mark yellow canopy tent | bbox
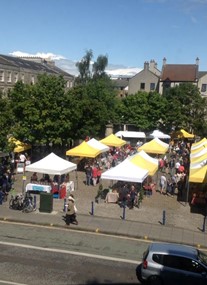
[99,134,126,147]
[189,165,207,183]
[191,151,207,164]
[138,138,169,155]
[130,150,158,176]
[66,141,101,158]
[172,129,194,139]
[191,138,207,150]
[8,137,31,153]
[190,142,207,155]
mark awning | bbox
[66,141,101,158]
[101,158,148,183]
[8,137,31,153]
[130,150,158,176]
[138,138,169,154]
[115,131,146,139]
[99,134,126,147]
[189,165,207,183]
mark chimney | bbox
[144,61,149,70]
[163,57,167,65]
[196,57,199,65]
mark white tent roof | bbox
[87,138,109,153]
[115,131,146,139]
[101,158,148,183]
[149,130,170,139]
[25,152,77,175]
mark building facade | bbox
[128,57,207,98]
[0,54,75,94]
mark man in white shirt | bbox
[19,153,26,163]
[160,174,167,194]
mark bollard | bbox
[202,216,207,232]
[64,198,67,212]
[33,195,36,208]
[91,201,94,216]
[122,204,126,220]
[162,210,166,225]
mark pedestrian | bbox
[85,163,92,186]
[92,164,98,186]
[159,174,167,194]
[65,194,78,226]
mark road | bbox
[0,221,148,284]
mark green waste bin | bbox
[39,192,53,213]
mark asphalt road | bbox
[0,221,147,285]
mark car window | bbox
[198,250,207,267]
[152,253,163,264]
[161,255,206,274]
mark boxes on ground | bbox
[39,192,53,213]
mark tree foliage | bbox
[115,91,167,132]
[163,83,207,135]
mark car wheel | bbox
[136,264,145,283]
[147,275,163,285]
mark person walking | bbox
[65,194,78,226]
[159,174,167,194]
[85,163,92,186]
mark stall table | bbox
[105,192,119,203]
[25,183,51,193]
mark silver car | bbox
[136,242,207,285]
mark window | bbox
[7,71,12,83]
[0,71,4,82]
[140,83,145,90]
[150,83,155,91]
[21,74,24,83]
[201,84,207,92]
[14,73,18,83]
[31,75,35,84]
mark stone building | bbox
[0,54,75,94]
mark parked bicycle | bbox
[9,192,36,213]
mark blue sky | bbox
[1,0,207,76]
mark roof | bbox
[149,242,198,259]
[198,71,207,79]
[115,131,146,139]
[161,64,198,82]
[112,78,129,88]
[0,54,74,78]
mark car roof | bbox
[148,242,198,259]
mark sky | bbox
[1,0,207,77]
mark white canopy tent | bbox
[101,158,148,183]
[87,138,109,153]
[149,130,170,139]
[115,131,146,139]
[25,152,77,175]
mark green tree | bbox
[115,91,167,132]
[0,92,14,151]
[75,49,93,84]
[8,75,72,153]
[163,83,207,135]
[92,54,108,78]
[66,76,117,140]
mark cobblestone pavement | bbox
[9,169,206,233]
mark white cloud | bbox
[106,67,142,78]
[9,51,65,60]
[9,50,141,78]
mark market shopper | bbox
[65,194,78,226]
